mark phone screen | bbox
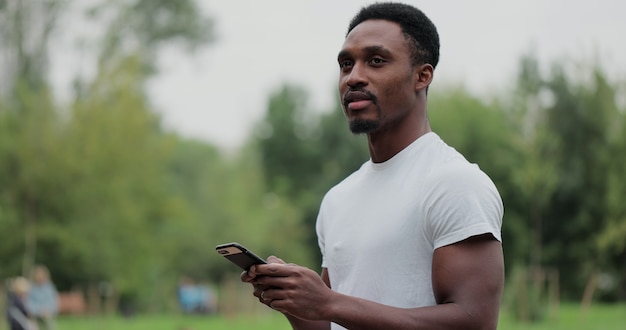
[216,242,266,270]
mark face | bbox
[34,267,48,283]
[338,20,419,134]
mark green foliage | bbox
[0,81,62,277]
[0,0,221,312]
[255,85,320,197]
[504,267,560,323]
[600,111,626,256]
[54,56,176,297]
[510,58,625,298]
[203,144,312,274]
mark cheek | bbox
[338,74,349,93]
[379,79,411,106]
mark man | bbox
[27,265,58,330]
[243,3,504,329]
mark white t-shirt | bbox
[316,132,503,329]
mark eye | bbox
[339,59,354,70]
[370,57,386,66]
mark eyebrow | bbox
[337,45,392,61]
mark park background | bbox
[1,0,625,329]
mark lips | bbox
[343,91,374,110]
[347,100,372,110]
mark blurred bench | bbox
[58,291,86,315]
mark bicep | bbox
[432,234,504,322]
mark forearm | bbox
[326,293,498,330]
[285,313,330,330]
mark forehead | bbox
[340,19,408,55]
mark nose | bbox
[344,63,368,88]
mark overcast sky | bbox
[54,0,626,150]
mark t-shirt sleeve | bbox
[425,162,503,249]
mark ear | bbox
[414,64,434,93]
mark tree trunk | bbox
[21,205,37,277]
[580,271,597,316]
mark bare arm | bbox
[255,234,504,329]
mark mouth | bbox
[343,90,375,111]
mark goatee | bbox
[349,119,380,134]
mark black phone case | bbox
[215,242,267,270]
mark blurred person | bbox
[6,277,37,330]
[27,265,58,330]
[177,276,197,313]
[242,2,504,329]
[177,276,217,314]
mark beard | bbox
[343,88,380,134]
[349,118,380,134]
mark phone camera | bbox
[218,250,228,255]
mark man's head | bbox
[33,264,50,284]
[347,2,439,69]
[12,277,30,298]
[338,3,438,135]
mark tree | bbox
[0,0,64,101]
[506,54,626,301]
[87,0,214,81]
[0,0,216,311]
[0,83,61,278]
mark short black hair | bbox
[347,2,439,68]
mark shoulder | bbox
[421,154,504,247]
[415,133,498,196]
[423,158,503,222]
[430,160,498,194]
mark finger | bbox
[258,288,274,307]
[241,270,252,282]
[253,284,271,298]
[241,265,260,282]
[255,276,289,289]
[268,299,286,313]
[254,263,297,278]
[253,285,262,298]
[267,255,286,264]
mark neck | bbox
[367,115,431,163]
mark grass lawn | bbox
[498,303,626,330]
[54,313,291,330]
[2,303,623,329]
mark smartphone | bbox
[215,242,267,271]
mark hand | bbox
[241,256,286,307]
[253,261,334,320]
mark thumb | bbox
[267,255,286,264]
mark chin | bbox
[349,119,380,134]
